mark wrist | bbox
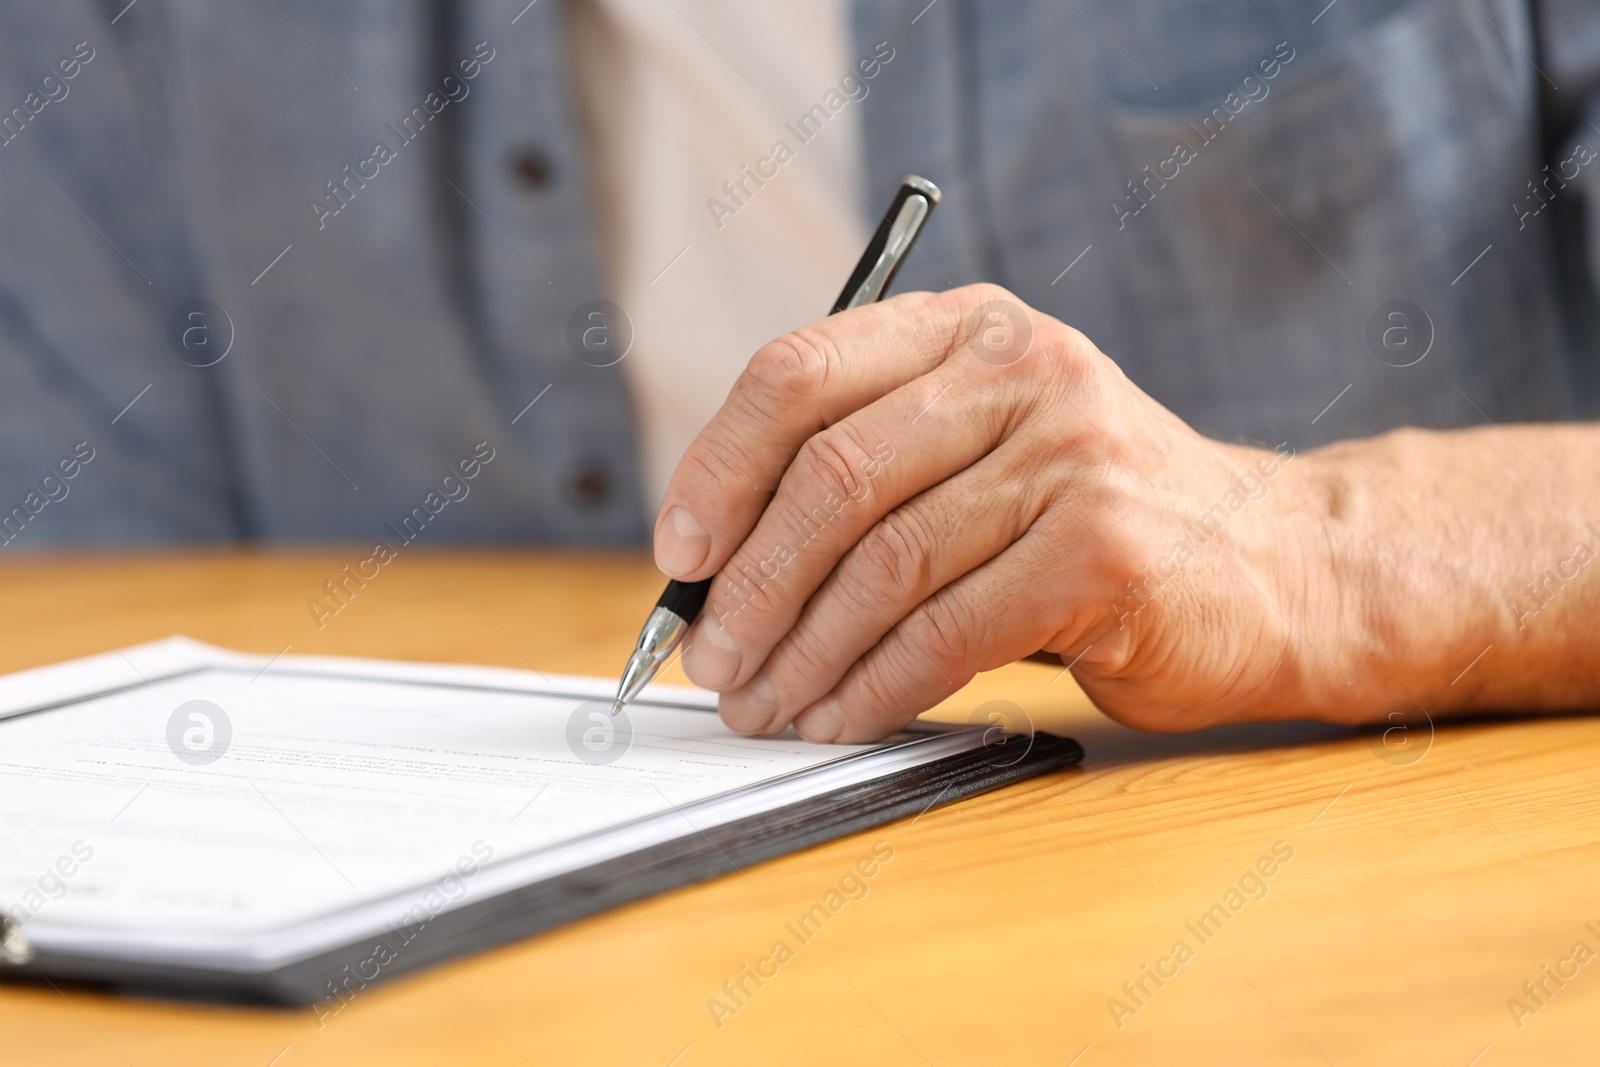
[1289,431,1500,723]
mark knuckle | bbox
[849,656,907,718]
[949,281,1018,309]
[744,331,836,408]
[793,424,874,511]
[1039,321,1106,391]
[678,437,741,495]
[903,595,978,681]
[770,629,838,694]
[853,508,934,595]
[831,568,896,623]
[713,550,795,624]
[1056,321,1097,360]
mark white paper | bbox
[0,639,985,969]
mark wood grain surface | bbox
[2,551,1596,1066]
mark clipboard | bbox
[0,639,1082,1005]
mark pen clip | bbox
[831,175,942,314]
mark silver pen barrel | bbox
[611,605,689,715]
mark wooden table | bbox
[2,551,1596,1066]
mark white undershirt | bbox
[569,0,867,511]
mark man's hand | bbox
[650,284,1594,742]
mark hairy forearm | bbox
[1307,424,1600,719]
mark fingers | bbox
[715,443,1049,735]
[680,358,1016,693]
[788,532,1069,744]
[651,288,988,582]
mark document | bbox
[0,638,1064,994]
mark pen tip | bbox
[610,698,625,717]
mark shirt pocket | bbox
[1102,0,1527,305]
[1092,0,1557,438]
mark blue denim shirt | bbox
[1,0,1597,546]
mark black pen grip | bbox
[656,578,711,622]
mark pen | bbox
[611,175,943,715]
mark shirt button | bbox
[569,464,612,509]
[508,144,554,191]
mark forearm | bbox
[1307,424,1600,719]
